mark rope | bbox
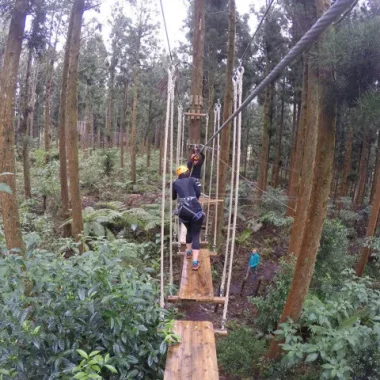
[239,0,277,65]
[213,101,222,250]
[169,72,176,290]
[202,115,209,192]
[205,105,218,242]
[222,67,244,329]
[220,74,239,297]
[160,66,176,308]
[202,0,357,152]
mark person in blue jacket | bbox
[246,248,260,280]
[187,145,205,181]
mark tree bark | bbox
[120,82,128,168]
[66,0,85,243]
[58,6,74,238]
[215,0,236,243]
[287,56,319,259]
[339,125,354,199]
[257,76,273,197]
[189,0,205,143]
[352,130,369,208]
[20,47,32,199]
[356,145,380,276]
[0,0,28,253]
[268,0,335,359]
[287,58,308,215]
[130,69,139,183]
[272,81,285,188]
[370,131,380,204]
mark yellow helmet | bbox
[176,165,189,177]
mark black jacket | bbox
[172,177,201,200]
[187,152,205,179]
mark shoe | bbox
[186,249,192,259]
[192,260,200,270]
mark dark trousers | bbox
[182,215,204,250]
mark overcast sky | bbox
[88,0,267,53]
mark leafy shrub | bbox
[217,327,267,378]
[250,258,295,332]
[273,270,380,379]
[259,211,293,227]
[312,219,353,298]
[0,242,173,379]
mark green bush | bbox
[312,219,353,298]
[0,241,173,379]
[273,270,380,379]
[217,327,267,378]
[250,258,295,332]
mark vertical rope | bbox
[181,113,185,160]
[176,104,183,170]
[220,76,238,297]
[213,101,221,250]
[169,74,176,289]
[202,115,209,193]
[160,66,176,308]
[222,67,244,328]
[205,105,218,242]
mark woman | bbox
[172,165,205,270]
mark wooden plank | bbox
[167,296,226,304]
[184,112,208,117]
[179,249,214,301]
[199,197,224,206]
[177,250,217,257]
[173,241,209,249]
[164,321,219,380]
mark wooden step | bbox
[172,241,209,249]
[177,250,217,257]
[170,249,220,303]
[164,320,219,380]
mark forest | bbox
[1,0,380,379]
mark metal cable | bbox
[202,0,357,151]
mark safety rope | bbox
[220,74,239,298]
[202,0,357,152]
[222,67,244,329]
[202,115,209,193]
[213,101,221,251]
[205,105,218,242]
[160,66,176,308]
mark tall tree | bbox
[65,0,85,243]
[215,0,236,243]
[188,0,205,144]
[0,0,29,252]
[268,0,336,359]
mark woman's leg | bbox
[183,221,193,256]
[191,215,204,265]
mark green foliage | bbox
[273,270,380,379]
[101,151,116,176]
[250,258,295,332]
[259,211,293,227]
[217,327,267,378]
[0,242,173,379]
[312,220,353,298]
[72,350,117,379]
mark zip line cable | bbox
[239,0,277,64]
[159,0,174,64]
[201,0,357,153]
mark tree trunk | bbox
[370,131,380,204]
[0,0,28,253]
[58,6,74,238]
[257,77,273,197]
[287,56,319,259]
[120,83,128,168]
[268,0,335,359]
[356,146,380,276]
[288,92,298,178]
[339,125,354,199]
[215,0,236,243]
[287,58,308,215]
[66,0,85,244]
[352,130,369,208]
[130,69,139,183]
[272,81,285,188]
[20,47,32,199]
[189,0,205,143]
[146,98,152,168]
